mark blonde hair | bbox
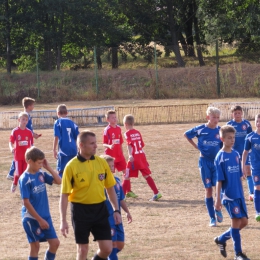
[255,114,260,121]
[100,154,114,163]
[18,112,29,119]
[206,107,220,116]
[219,125,236,138]
[57,104,67,115]
[123,114,134,126]
[22,97,35,108]
[25,147,45,162]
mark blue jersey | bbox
[227,119,252,155]
[185,124,222,161]
[19,170,54,220]
[215,149,243,200]
[105,176,125,226]
[54,117,79,157]
[26,113,33,132]
[244,131,260,170]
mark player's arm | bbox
[120,199,132,223]
[23,198,49,229]
[53,136,59,159]
[183,133,198,150]
[33,132,41,139]
[242,150,249,177]
[127,144,134,162]
[106,186,122,225]
[59,193,69,238]
[9,141,14,153]
[43,159,61,184]
[214,181,222,211]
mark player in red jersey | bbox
[123,114,162,201]
[9,112,34,192]
[103,110,137,198]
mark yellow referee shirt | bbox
[61,154,116,204]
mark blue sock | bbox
[254,190,260,213]
[108,248,118,260]
[44,251,56,260]
[8,160,15,177]
[247,176,254,194]
[230,228,242,255]
[205,197,215,219]
[218,228,231,243]
[28,257,38,260]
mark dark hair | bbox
[230,105,243,113]
[22,97,35,108]
[25,147,45,162]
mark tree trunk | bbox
[96,47,102,69]
[179,32,188,56]
[185,3,196,57]
[111,47,118,69]
[5,0,11,73]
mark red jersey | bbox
[124,128,149,169]
[10,127,33,161]
[103,125,124,162]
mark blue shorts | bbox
[223,198,248,219]
[198,157,216,188]
[23,216,57,243]
[57,154,75,173]
[251,169,260,185]
[110,223,124,242]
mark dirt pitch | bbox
[0,103,259,260]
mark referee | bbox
[60,130,122,260]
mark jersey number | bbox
[66,128,72,142]
[133,141,143,154]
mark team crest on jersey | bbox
[233,207,240,214]
[112,133,115,139]
[205,178,210,184]
[254,176,259,182]
[25,136,28,140]
[215,134,220,139]
[98,173,106,181]
[36,228,41,235]
[39,174,44,183]
[242,125,247,130]
[18,135,21,140]
[111,228,115,237]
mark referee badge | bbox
[98,173,106,181]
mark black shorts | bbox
[71,201,111,244]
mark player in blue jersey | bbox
[242,113,260,222]
[53,104,79,177]
[227,105,253,201]
[214,125,249,260]
[18,146,61,260]
[184,107,223,227]
[6,97,41,181]
[101,155,132,260]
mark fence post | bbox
[36,48,40,98]
[154,42,159,98]
[93,46,99,94]
[216,40,220,97]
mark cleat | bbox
[209,218,216,227]
[249,194,254,201]
[149,193,162,201]
[255,213,260,222]
[234,252,250,260]
[11,184,17,193]
[126,191,138,198]
[6,174,14,181]
[214,237,227,258]
[215,210,223,223]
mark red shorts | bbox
[114,158,126,172]
[15,160,27,177]
[125,166,151,178]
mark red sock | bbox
[145,176,159,194]
[122,179,131,194]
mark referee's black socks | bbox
[93,254,107,260]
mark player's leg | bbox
[122,167,138,198]
[11,160,22,192]
[251,171,260,221]
[29,241,40,259]
[77,244,89,260]
[108,225,118,260]
[6,159,15,180]
[245,155,254,200]
[45,238,60,260]
[59,155,74,178]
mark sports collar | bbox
[77,153,95,162]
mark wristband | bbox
[114,210,121,215]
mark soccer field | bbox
[0,122,258,260]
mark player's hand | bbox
[38,218,49,230]
[53,150,58,159]
[11,148,14,153]
[42,159,51,170]
[129,155,134,162]
[34,133,41,139]
[110,144,115,150]
[126,212,132,224]
[113,212,122,225]
[214,200,222,211]
[60,220,69,238]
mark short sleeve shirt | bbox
[19,170,54,220]
[103,125,124,162]
[215,149,243,200]
[26,113,33,132]
[244,131,260,170]
[227,119,252,155]
[185,124,222,161]
[10,127,34,160]
[124,128,149,169]
[61,155,116,204]
[54,117,79,156]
